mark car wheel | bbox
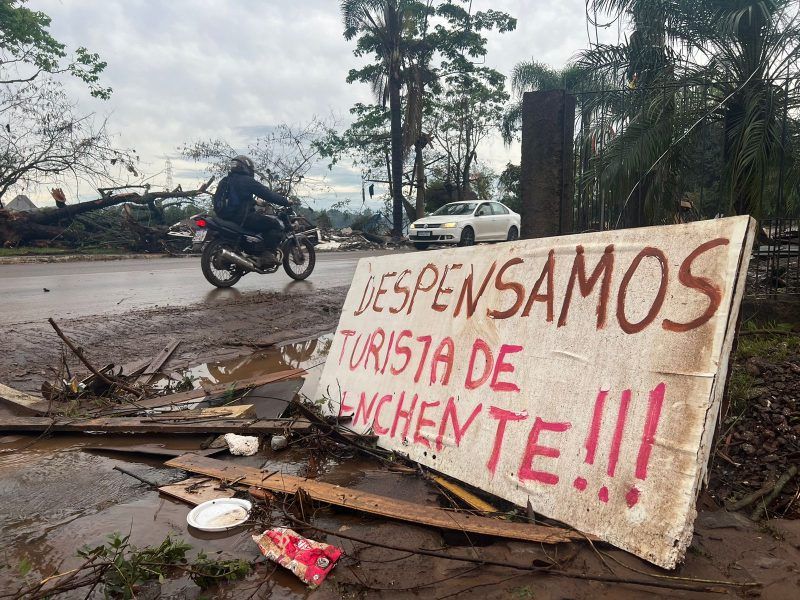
[413,242,430,250]
[507,226,519,241]
[458,226,475,247]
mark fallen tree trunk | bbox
[0,178,213,246]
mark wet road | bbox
[0,250,395,326]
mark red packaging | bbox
[252,527,342,588]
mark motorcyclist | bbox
[214,155,292,266]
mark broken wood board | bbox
[104,367,306,416]
[159,476,238,505]
[245,377,303,419]
[137,340,180,385]
[314,216,756,568]
[0,383,48,415]
[433,475,499,513]
[152,404,257,420]
[165,454,587,544]
[0,416,310,435]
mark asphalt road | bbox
[0,250,395,326]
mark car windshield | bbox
[431,202,477,216]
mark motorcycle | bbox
[191,206,317,287]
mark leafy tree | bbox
[501,61,591,144]
[0,0,110,96]
[430,65,507,201]
[0,1,133,206]
[578,0,800,221]
[341,0,428,237]
[498,162,521,212]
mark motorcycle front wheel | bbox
[283,237,315,281]
[201,239,243,288]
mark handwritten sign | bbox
[315,216,755,568]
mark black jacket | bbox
[217,170,290,223]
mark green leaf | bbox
[18,558,31,577]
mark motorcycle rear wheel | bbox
[283,237,315,281]
[201,239,243,288]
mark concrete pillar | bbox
[519,90,576,238]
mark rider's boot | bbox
[259,249,279,267]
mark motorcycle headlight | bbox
[441,222,458,228]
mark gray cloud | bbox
[30,0,605,208]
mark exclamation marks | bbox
[635,382,666,480]
[607,389,631,477]
[572,383,665,508]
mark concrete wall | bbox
[520,90,576,238]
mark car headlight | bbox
[410,223,418,229]
[441,222,458,228]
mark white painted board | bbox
[315,216,756,568]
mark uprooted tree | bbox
[0,179,213,248]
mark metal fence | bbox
[560,79,800,297]
[747,218,800,297]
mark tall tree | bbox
[501,61,589,145]
[342,0,424,238]
[339,0,515,228]
[430,65,507,200]
[0,0,110,96]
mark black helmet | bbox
[230,155,255,176]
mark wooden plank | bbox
[432,475,500,514]
[165,454,589,544]
[159,476,237,505]
[0,416,310,435]
[136,339,180,384]
[0,383,47,415]
[105,368,306,416]
[156,404,257,420]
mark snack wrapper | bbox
[252,527,342,587]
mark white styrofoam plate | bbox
[186,498,251,532]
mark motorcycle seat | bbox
[208,216,252,235]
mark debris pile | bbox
[711,335,800,519]
[0,318,310,440]
[316,227,396,251]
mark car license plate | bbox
[193,229,207,242]
[417,230,432,237]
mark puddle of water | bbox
[0,434,317,597]
[151,334,332,419]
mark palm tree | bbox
[501,61,587,145]
[342,0,415,238]
[578,0,800,221]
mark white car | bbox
[408,200,521,249]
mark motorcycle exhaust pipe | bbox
[219,248,256,272]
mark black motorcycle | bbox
[191,206,316,287]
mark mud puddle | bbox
[152,334,333,419]
[0,433,362,597]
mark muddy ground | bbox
[1,286,347,395]
[1,289,800,598]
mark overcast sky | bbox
[30,0,614,210]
